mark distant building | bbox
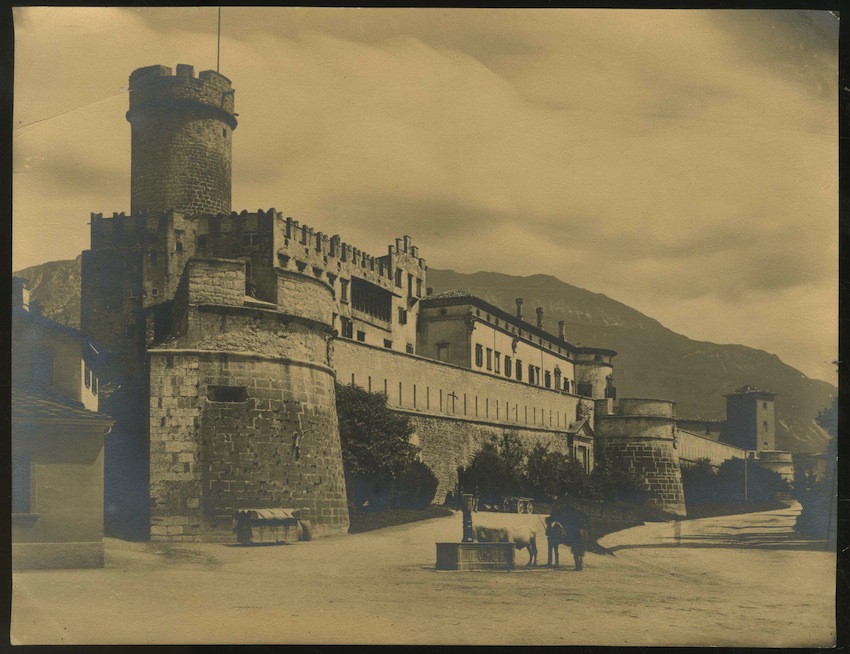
[676,385,792,483]
[12,278,113,569]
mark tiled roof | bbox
[12,386,113,425]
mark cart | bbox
[501,496,534,514]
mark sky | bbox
[12,7,838,384]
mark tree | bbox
[795,397,837,545]
[525,443,592,502]
[714,457,789,504]
[457,436,528,505]
[335,382,437,511]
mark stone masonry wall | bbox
[149,350,349,541]
[677,429,746,468]
[128,65,235,216]
[404,413,570,503]
[595,414,686,516]
[149,256,348,541]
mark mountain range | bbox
[14,259,835,453]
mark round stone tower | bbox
[594,398,686,516]
[126,64,237,215]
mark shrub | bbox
[714,457,790,504]
[587,453,646,504]
[390,459,439,510]
[681,458,719,505]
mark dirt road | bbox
[11,502,834,646]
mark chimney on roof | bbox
[536,307,544,330]
[558,320,566,340]
[515,298,524,321]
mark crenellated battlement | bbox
[279,215,427,273]
[127,64,236,126]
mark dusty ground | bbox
[11,502,834,646]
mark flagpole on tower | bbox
[217,7,221,73]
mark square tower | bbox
[723,385,777,452]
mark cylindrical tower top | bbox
[127,64,237,216]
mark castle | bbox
[79,64,790,542]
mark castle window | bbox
[395,268,403,287]
[398,308,408,325]
[176,242,183,253]
[384,339,393,349]
[12,456,32,514]
[437,343,449,362]
[222,128,227,138]
[357,330,366,342]
[151,288,159,297]
[351,278,391,322]
[340,279,349,303]
[504,356,512,377]
[406,343,414,354]
[149,250,158,265]
[577,382,593,397]
[416,278,423,297]
[494,352,501,374]
[198,234,208,250]
[475,344,484,367]
[341,318,353,339]
[243,233,257,246]
[516,360,523,381]
[528,363,535,384]
[763,402,768,409]
[545,371,551,388]
[486,348,492,370]
[207,385,248,403]
[84,363,92,389]
[407,273,413,297]
[763,421,769,431]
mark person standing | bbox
[544,516,567,567]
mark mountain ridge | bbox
[14,259,835,453]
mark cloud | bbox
[12,8,837,382]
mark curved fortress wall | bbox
[594,398,686,516]
[128,64,236,216]
[148,259,349,541]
